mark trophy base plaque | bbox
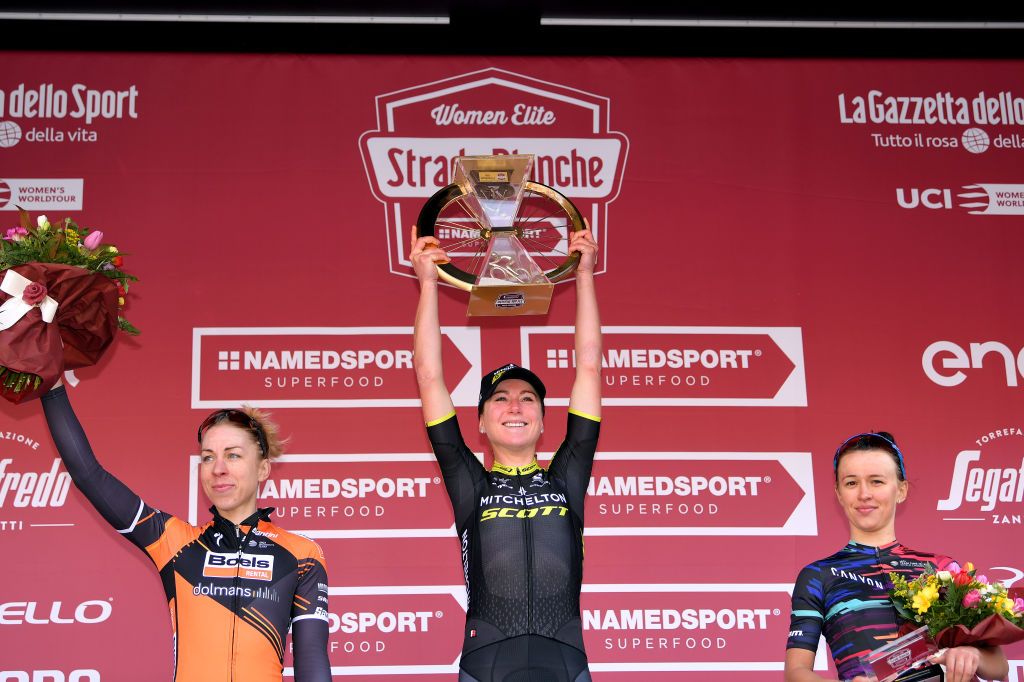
[862,626,941,682]
[468,282,554,316]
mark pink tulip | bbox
[1014,598,1024,615]
[4,226,28,241]
[83,230,104,249]
[962,590,982,608]
[976,575,989,585]
[946,562,961,574]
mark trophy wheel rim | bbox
[415,181,585,292]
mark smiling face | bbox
[199,423,270,525]
[834,448,908,545]
[478,378,544,456]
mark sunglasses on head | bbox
[197,409,268,457]
[833,432,906,479]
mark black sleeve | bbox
[786,564,825,652]
[40,386,169,550]
[291,618,331,682]
[425,412,487,528]
[547,410,601,521]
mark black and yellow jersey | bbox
[42,387,331,682]
[426,410,600,658]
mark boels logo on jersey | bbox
[359,67,629,280]
[203,551,275,581]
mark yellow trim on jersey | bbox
[568,408,601,422]
[425,411,457,427]
[491,460,541,476]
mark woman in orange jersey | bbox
[41,380,331,682]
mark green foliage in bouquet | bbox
[2,209,139,334]
[889,562,1024,639]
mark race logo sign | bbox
[360,68,629,280]
[523,326,807,407]
[191,326,480,408]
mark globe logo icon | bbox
[0,180,10,208]
[962,127,990,154]
[0,120,22,148]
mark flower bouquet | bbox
[889,562,1024,647]
[0,209,139,403]
[858,562,1024,681]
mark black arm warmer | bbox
[40,386,145,532]
[291,617,332,681]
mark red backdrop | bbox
[1,53,1022,681]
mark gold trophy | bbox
[416,155,585,316]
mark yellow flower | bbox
[65,228,80,245]
[912,585,940,615]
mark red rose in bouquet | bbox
[0,263,120,402]
[0,211,138,403]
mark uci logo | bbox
[896,187,952,209]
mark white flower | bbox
[37,215,50,229]
[936,571,952,582]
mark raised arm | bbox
[567,228,601,419]
[40,383,151,536]
[411,226,456,424]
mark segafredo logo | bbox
[937,427,1024,526]
[359,68,628,280]
[0,438,73,533]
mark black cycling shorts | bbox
[457,635,591,682]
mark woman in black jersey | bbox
[410,226,602,682]
[784,432,1008,682]
[39,380,332,682]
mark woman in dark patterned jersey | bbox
[784,432,1008,682]
[410,226,602,682]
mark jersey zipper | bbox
[519,469,534,634]
[230,524,245,681]
[877,546,900,624]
